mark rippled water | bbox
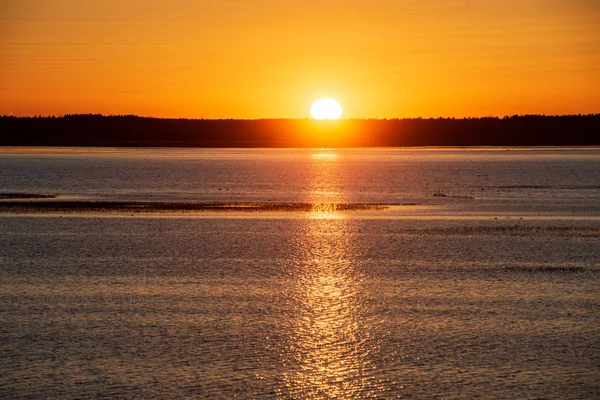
[1,148,599,398]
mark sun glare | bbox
[310,98,343,120]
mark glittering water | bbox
[1,148,599,398]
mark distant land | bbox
[1,114,599,147]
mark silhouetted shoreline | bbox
[1,114,599,147]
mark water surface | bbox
[1,148,599,398]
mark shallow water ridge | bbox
[1,148,599,399]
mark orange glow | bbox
[1,1,599,118]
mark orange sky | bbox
[1,0,599,118]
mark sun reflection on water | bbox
[279,159,382,398]
[307,150,344,205]
[310,202,342,219]
[311,153,338,158]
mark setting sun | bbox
[310,99,343,120]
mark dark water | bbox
[1,148,599,398]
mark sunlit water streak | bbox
[276,157,380,397]
[280,216,383,398]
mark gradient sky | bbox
[1,0,599,118]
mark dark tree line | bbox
[1,114,598,147]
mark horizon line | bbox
[2,113,600,121]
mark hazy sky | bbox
[1,0,599,118]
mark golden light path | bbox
[280,153,382,397]
[311,153,338,158]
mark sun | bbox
[310,98,343,120]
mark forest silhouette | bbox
[1,114,598,147]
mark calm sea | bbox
[1,147,599,398]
